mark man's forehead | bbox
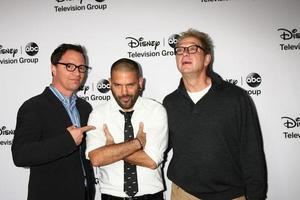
[177,37,201,46]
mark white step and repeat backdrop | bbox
[1,0,300,199]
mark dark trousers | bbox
[101,191,164,200]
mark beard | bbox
[112,91,140,110]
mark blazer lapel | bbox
[42,87,73,127]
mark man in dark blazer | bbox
[12,43,96,200]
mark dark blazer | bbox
[12,87,95,200]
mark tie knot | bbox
[119,110,134,120]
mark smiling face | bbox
[51,50,86,97]
[175,37,211,77]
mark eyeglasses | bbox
[56,62,91,73]
[174,45,205,55]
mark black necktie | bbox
[120,110,138,197]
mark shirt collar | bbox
[49,85,77,106]
[177,70,223,95]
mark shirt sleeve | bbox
[85,108,106,159]
[143,103,168,166]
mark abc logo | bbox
[25,42,39,56]
[168,34,180,48]
[246,73,261,87]
[97,79,110,93]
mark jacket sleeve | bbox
[11,101,77,167]
[239,93,268,200]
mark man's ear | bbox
[51,64,56,77]
[139,77,144,90]
[204,54,212,68]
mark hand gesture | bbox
[67,125,96,146]
[135,122,146,149]
[103,124,115,145]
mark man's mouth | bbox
[182,61,192,65]
[121,96,131,102]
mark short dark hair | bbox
[110,58,142,77]
[51,43,86,65]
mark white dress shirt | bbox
[86,96,168,197]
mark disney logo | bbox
[57,0,105,3]
[225,79,238,85]
[277,28,300,40]
[0,126,14,135]
[281,117,300,128]
[56,0,82,4]
[125,37,160,50]
[0,45,18,58]
[79,85,90,94]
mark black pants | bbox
[101,191,164,200]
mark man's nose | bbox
[121,86,128,95]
